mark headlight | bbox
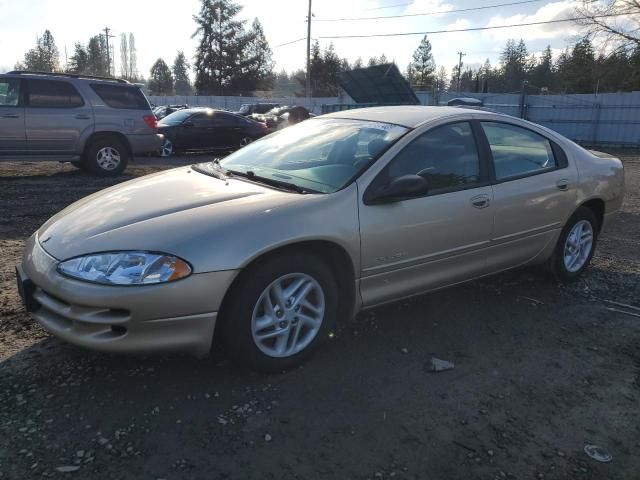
[57,251,192,285]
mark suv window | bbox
[91,84,149,109]
[387,122,481,193]
[26,79,83,108]
[0,78,21,106]
[481,122,557,180]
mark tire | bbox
[220,252,337,371]
[85,136,129,177]
[159,137,174,157]
[549,206,599,282]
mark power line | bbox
[273,37,307,48]
[316,13,630,40]
[315,0,543,22]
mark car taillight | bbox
[143,115,158,130]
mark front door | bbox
[24,79,93,154]
[0,77,26,154]
[479,121,579,271]
[358,121,494,307]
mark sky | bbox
[0,0,588,80]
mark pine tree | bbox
[530,45,554,90]
[120,34,130,79]
[20,30,60,72]
[149,58,174,95]
[193,0,249,94]
[86,35,109,76]
[173,51,193,95]
[435,66,448,93]
[68,43,88,74]
[408,35,436,89]
[233,18,274,93]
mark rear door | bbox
[24,79,93,154]
[89,83,154,135]
[0,77,26,154]
[479,120,578,270]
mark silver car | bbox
[17,106,625,370]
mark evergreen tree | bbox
[353,57,364,69]
[233,18,274,93]
[172,51,193,95]
[407,35,436,89]
[86,35,109,76]
[557,38,596,93]
[20,30,60,72]
[120,34,130,79]
[68,42,89,74]
[435,66,448,93]
[192,0,248,94]
[530,45,555,89]
[500,39,530,91]
[148,58,174,95]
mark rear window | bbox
[26,79,84,108]
[90,84,149,110]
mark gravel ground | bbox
[0,152,639,480]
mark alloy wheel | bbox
[160,138,173,157]
[563,220,594,272]
[251,273,325,358]
[96,147,121,171]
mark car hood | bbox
[37,166,304,269]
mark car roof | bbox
[321,105,498,128]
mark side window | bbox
[190,114,213,127]
[90,84,149,109]
[481,122,557,181]
[26,80,83,108]
[387,122,481,193]
[0,79,21,107]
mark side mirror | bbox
[183,121,194,128]
[366,174,429,205]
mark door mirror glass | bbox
[367,174,429,204]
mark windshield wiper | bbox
[226,169,311,194]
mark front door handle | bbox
[74,114,91,120]
[1,113,19,118]
[471,194,491,209]
[556,179,569,191]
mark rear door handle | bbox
[1,113,19,118]
[74,114,91,120]
[556,179,569,191]
[471,194,491,209]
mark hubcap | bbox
[563,220,594,273]
[251,273,325,358]
[240,137,252,147]
[160,139,173,157]
[96,147,121,170]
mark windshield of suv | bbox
[158,110,194,126]
[213,118,408,193]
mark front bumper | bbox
[128,133,164,155]
[19,234,237,356]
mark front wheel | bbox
[220,253,337,371]
[159,137,174,157]
[549,207,598,281]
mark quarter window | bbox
[91,84,149,109]
[481,122,557,180]
[387,122,481,192]
[26,79,83,108]
[0,79,20,106]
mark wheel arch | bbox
[577,198,605,232]
[83,131,133,161]
[216,239,358,338]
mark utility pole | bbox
[456,51,465,92]
[306,0,312,98]
[103,27,115,76]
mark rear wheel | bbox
[220,252,337,371]
[86,137,129,177]
[549,207,598,281]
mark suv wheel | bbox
[86,137,129,177]
[221,252,337,371]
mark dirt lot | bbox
[0,153,639,480]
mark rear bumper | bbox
[20,234,237,356]
[128,133,164,155]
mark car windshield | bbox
[158,110,193,125]
[214,118,408,193]
[238,104,251,114]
